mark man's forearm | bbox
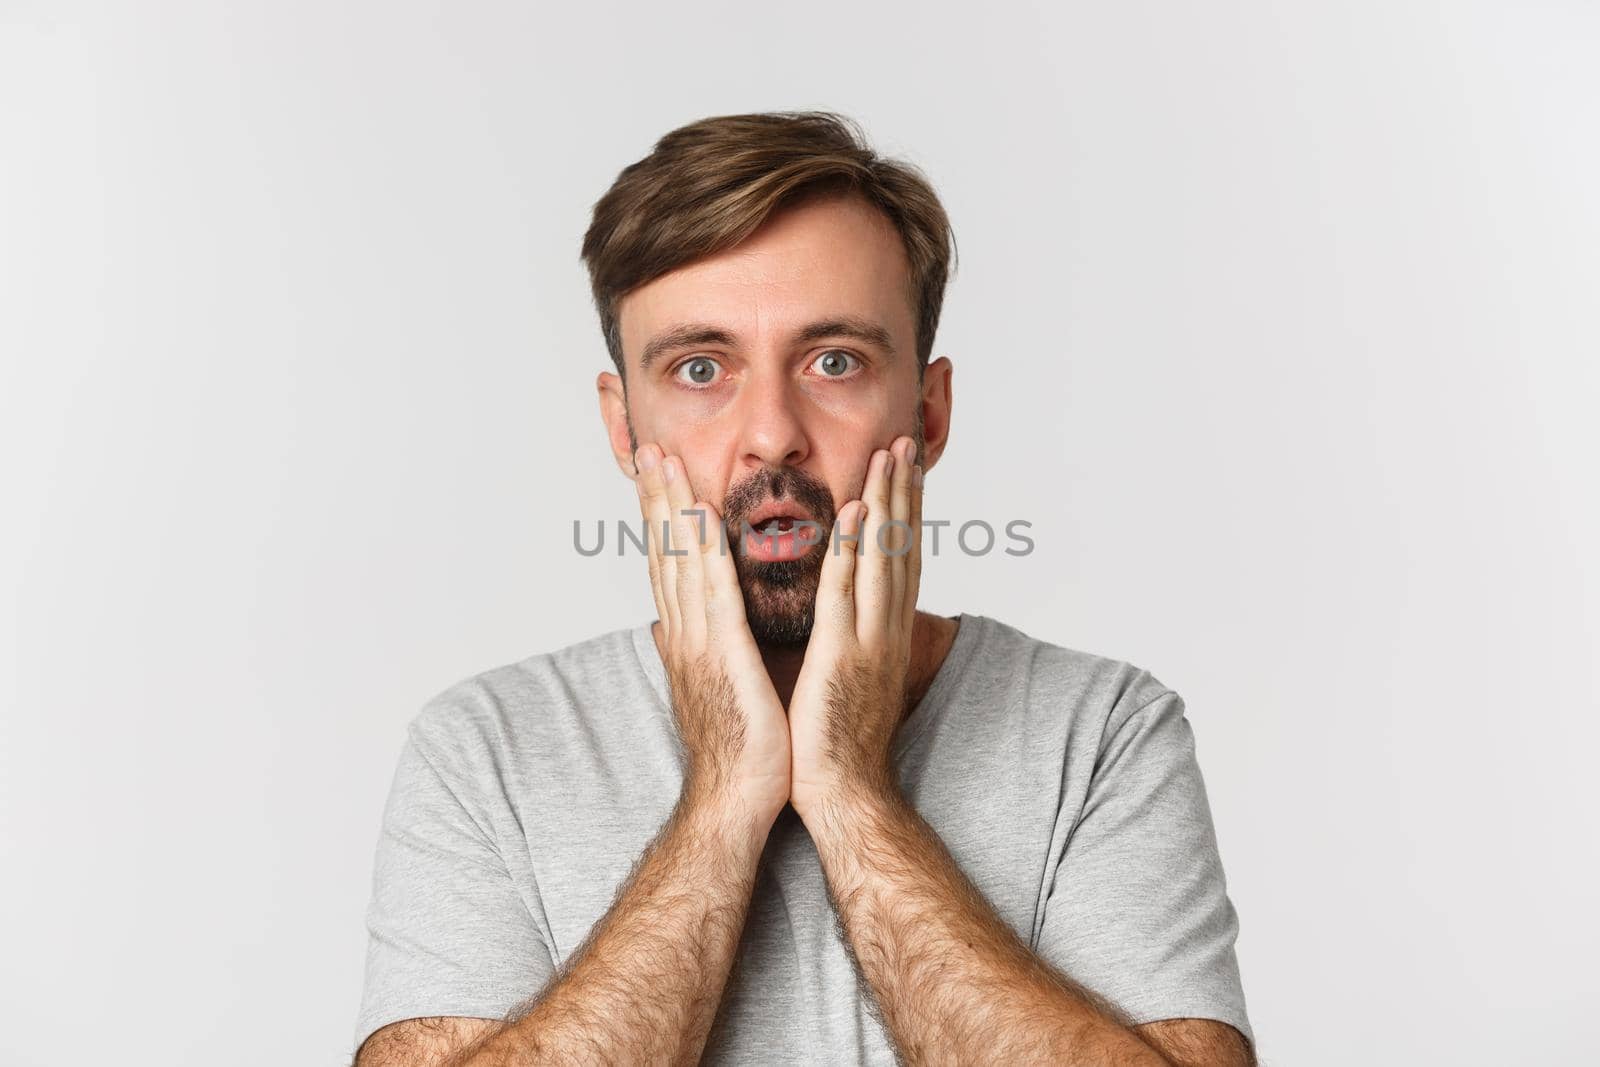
[448,785,771,1066]
[801,785,1169,1066]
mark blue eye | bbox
[675,357,722,386]
[812,350,859,377]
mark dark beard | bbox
[736,556,822,648]
[716,411,926,650]
[722,464,836,650]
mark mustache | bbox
[722,466,837,530]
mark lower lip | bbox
[744,522,822,562]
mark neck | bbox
[759,640,809,710]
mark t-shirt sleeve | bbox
[353,722,557,1056]
[1034,686,1253,1048]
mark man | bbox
[353,111,1254,1065]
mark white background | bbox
[3,2,1596,1064]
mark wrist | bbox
[677,777,782,852]
[792,774,904,832]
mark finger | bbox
[632,444,671,633]
[888,435,915,630]
[857,446,895,643]
[661,454,707,646]
[635,443,680,637]
[691,497,747,641]
[634,483,670,635]
[816,499,864,644]
[905,459,924,636]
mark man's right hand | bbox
[633,443,791,828]
[359,450,786,1065]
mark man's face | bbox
[597,192,952,648]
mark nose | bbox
[736,366,810,471]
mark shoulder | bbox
[404,623,647,770]
[971,614,1178,739]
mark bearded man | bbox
[352,110,1254,1067]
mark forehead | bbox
[618,193,914,369]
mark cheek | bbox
[815,458,867,511]
[806,381,893,426]
[681,452,734,506]
[631,378,730,429]
[655,380,736,428]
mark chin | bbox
[747,611,813,648]
[740,564,818,647]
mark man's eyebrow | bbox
[639,324,738,372]
[637,316,897,372]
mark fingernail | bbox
[638,448,659,472]
[883,450,895,478]
[663,457,677,483]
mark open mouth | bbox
[742,510,824,562]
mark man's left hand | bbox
[788,434,922,820]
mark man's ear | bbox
[919,356,954,472]
[596,371,639,478]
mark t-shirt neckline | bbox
[628,612,985,761]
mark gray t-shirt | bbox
[354,613,1252,1061]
